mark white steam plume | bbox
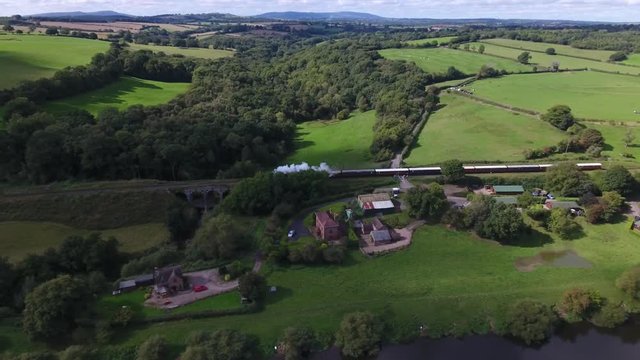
[274,162,332,174]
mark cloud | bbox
[1,0,640,21]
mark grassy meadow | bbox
[588,123,640,160]
[287,110,379,169]
[378,47,532,75]
[623,54,640,66]
[406,36,458,46]
[0,34,109,89]
[468,42,640,75]
[405,94,566,165]
[481,38,616,62]
[46,76,190,114]
[471,71,640,122]
[0,222,168,262]
[111,219,640,352]
[128,43,234,59]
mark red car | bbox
[193,285,208,292]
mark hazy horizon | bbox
[1,0,640,22]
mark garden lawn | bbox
[128,43,234,59]
[378,47,532,75]
[471,71,640,122]
[405,94,566,165]
[287,110,379,169]
[469,41,640,75]
[113,220,640,353]
[481,38,616,62]
[96,290,242,320]
[46,76,190,115]
[0,221,168,262]
[0,34,109,89]
[406,36,458,46]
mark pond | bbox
[515,249,592,272]
[310,320,640,360]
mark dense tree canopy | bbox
[405,183,449,221]
[542,105,575,131]
[22,275,89,341]
[181,329,261,360]
[545,163,596,197]
[506,300,557,344]
[600,165,635,195]
[335,311,384,359]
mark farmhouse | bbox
[154,265,186,297]
[357,193,395,214]
[315,211,342,241]
[488,185,525,195]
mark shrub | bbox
[280,326,315,360]
[616,265,640,298]
[542,105,575,131]
[609,51,628,62]
[556,288,602,322]
[136,335,169,360]
[335,312,384,359]
[506,300,556,344]
[591,302,627,328]
[547,208,580,239]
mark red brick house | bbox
[315,211,341,241]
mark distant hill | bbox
[29,10,133,20]
[255,11,384,21]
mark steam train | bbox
[329,163,603,178]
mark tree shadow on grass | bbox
[264,286,293,306]
[513,228,554,247]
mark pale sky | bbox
[1,0,640,22]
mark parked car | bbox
[546,193,555,200]
[288,230,296,238]
[193,285,208,292]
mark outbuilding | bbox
[491,185,525,195]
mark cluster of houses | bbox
[484,184,584,215]
[313,192,398,247]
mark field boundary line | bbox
[446,88,541,119]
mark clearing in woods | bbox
[287,110,379,169]
[0,221,168,262]
[128,43,234,59]
[405,93,566,165]
[471,71,640,122]
[0,34,110,89]
[378,47,532,75]
[46,76,190,114]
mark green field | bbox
[481,38,616,62]
[406,36,458,46]
[378,47,532,75]
[469,41,640,75]
[128,43,234,59]
[0,34,109,89]
[0,221,168,262]
[405,94,566,164]
[112,219,640,352]
[623,54,640,66]
[471,71,640,122]
[287,110,379,169]
[46,76,190,115]
[588,123,640,160]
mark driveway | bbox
[145,257,263,309]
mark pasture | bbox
[46,76,190,115]
[0,221,168,262]
[287,110,379,169]
[0,34,109,89]
[468,41,640,75]
[405,94,566,165]
[406,36,458,46]
[623,54,640,66]
[128,43,234,59]
[116,220,640,352]
[471,71,640,122]
[378,47,532,75]
[481,38,616,62]
[588,123,640,160]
